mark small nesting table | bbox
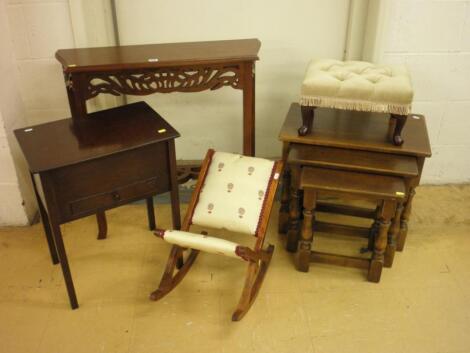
[15,101,181,309]
[298,166,406,282]
[278,103,431,273]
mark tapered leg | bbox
[298,106,315,136]
[296,190,316,272]
[242,61,255,156]
[96,211,107,240]
[286,167,301,252]
[397,188,415,251]
[30,173,58,264]
[385,203,404,267]
[391,114,407,146]
[146,197,156,230]
[50,222,79,309]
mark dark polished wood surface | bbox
[15,102,181,309]
[280,103,432,157]
[289,144,419,177]
[56,39,261,73]
[301,166,406,200]
[14,102,179,173]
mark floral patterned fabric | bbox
[192,152,275,235]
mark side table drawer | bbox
[50,142,171,223]
[69,177,159,217]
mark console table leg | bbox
[146,197,156,230]
[242,62,255,156]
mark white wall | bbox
[115,0,351,159]
[381,0,470,184]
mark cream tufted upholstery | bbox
[300,59,413,115]
[191,152,276,235]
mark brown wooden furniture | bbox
[300,106,408,146]
[150,149,283,321]
[279,103,431,255]
[55,38,260,156]
[14,102,181,309]
[284,143,419,267]
[298,167,405,282]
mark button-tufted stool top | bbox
[300,59,413,115]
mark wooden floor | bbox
[1,184,469,353]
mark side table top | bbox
[14,101,179,173]
[56,39,261,73]
[279,103,432,158]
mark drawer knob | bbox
[112,192,121,201]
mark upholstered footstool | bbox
[299,59,413,145]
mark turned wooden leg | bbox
[278,167,291,234]
[286,167,301,252]
[397,188,415,251]
[96,211,107,240]
[368,205,381,251]
[385,203,404,267]
[390,114,407,146]
[368,200,394,283]
[298,106,315,136]
[296,190,316,272]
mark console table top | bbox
[56,38,261,73]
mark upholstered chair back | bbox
[191,152,275,236]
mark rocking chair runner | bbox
[150,149,283,321]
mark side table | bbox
[278,103,431,252]
[14,101,181,309]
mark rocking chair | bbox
[150,149,283,321]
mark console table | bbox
[55,38,260,156]
[15,102,181,309]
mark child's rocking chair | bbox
[150,149,283,321]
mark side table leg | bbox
[286,167,301,252]
[96,211,107,240]
[51,222,79,309]
[146,197,156,230]
[368,200,394,283]
[30,173,58,264]
[397,188,415,251]
[278,167,291,234]
[168,140,181,230]
[296,190,316,272]
[242,61,255,156]
[385,203,404,267]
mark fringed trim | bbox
[300,95,411,115]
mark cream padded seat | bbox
[300,59,413,115]
[156,229,245,260]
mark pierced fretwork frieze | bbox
[82,66,241,100]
